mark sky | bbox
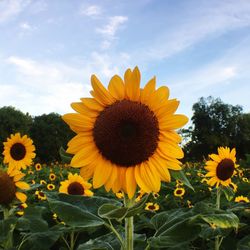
[0,0,250,123]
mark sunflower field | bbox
[0,67,249,250]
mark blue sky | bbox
[0,0,250,123]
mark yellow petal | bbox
[158,141,184,159]
[151,157,171,182]
[140,77,156,104]
[125,66,141,101]
[108,75,125,100]
[71,102,98,117]
[93,160,112,188]
[155,99,180,119]
[160,114,189,130]
[126,167,137,199]
[104,165,118,192]
[15,181,30,190]
[15,192,27,203]
[80,97,104,111]
[209,154,221,162]
[80,165,95,180]
[134,165,151,193]
[91,75,115,105]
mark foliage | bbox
[30,113,74,163]
[182,96,250,161]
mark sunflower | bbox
[115,191,124,199]
[205,147,237,187]
[187,200,193,208]
[40,180,47,185]
[35,190,47,200]
[47,183,55,191]
[145,202,159,211]
[59,173,93,197]
[0,167,30,205]
[152,192,160,199]
[63,67,188,198]
[35,163,42,171]
[242,177,249,183]
[31,179,36,185]
[174,187,185,197]
[49,173,56,181]
[235,195,249,203]
[3,133,36,170]
[16,203,28,216]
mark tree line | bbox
[0,96,249,163]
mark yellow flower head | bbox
[0,167,30,205]
[242,177,249,183]
[16,203,28,216]
[174,187,185,197]
[47,183,55,191]
[235,195,249,203]
[35,163,42,171]
[49,173,56,181]
[205,147,237,188]
[145,202,160,211]
[40,180,47,185]
[63,67,188,198]
[35,190,47,200]
[201,178,209,184]
[59,173,93,197]
[3,133,36,170]
[115,191,124,199]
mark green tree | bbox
[0,106,32,155]
[30,113,74,163]
[183,96,247,161]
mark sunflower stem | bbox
[3,206,14,249]
[215,187,221,250]
[124,195,135,250]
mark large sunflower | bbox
[205,147,237,187]
[63,66,188,198]
[3,133,36,170]
[0,167,30,205]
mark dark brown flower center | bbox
[93,100,159,167]
[0,171,16,205]
[10,143,26,161]
[39,192,45,197]
[148,205,156,210]
[216,158,235,181]
[176,189,183,195]
[67,182,85,195]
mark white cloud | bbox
[96,16,128,37]
[19,21,32,30]
[80,4,102,17]
[3,52,131,115]
[0,0,30,23]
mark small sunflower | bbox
[16,203,28,216]
[229,182,238,192]
[205,147,237,187]
[115,191,124,199]
[47,183,55,191]
[28,170,34,175]
[152,192,160,199]
[35,190,47,200]
[3,133,36,170]
[135,189,146,202]
[35,163,42,171]
[59,173,93,196]
[53,213,65,225]
[187,200,193,208]
[235,195,249,203]
[49,173,56,181]
[31,179,36,185]
[242,177,249,183]
[0,167,30,205]
[145,202,159,211]
[40,180,47,185]
[63,66,188,198]
[174,187,185,197]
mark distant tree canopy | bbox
[183,96,250,161]
[0,106,32,154]
[30,113,74,163]
[0,107,74,163]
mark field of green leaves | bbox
[0,157,249,250]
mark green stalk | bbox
[124,195,135,250]
[3,206,14,249]
[215,187,221,250]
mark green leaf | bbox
[49,199,104,228]
[221,186,235,201]
[0,217,17,242]
[197,212,239,229]
[237,235,250,250]
[59,147,73,163]
[98,204,128,220]
[169,170,194,191]
[126,194,149,218]
[18,231,61,250]
[77,239,114,250]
